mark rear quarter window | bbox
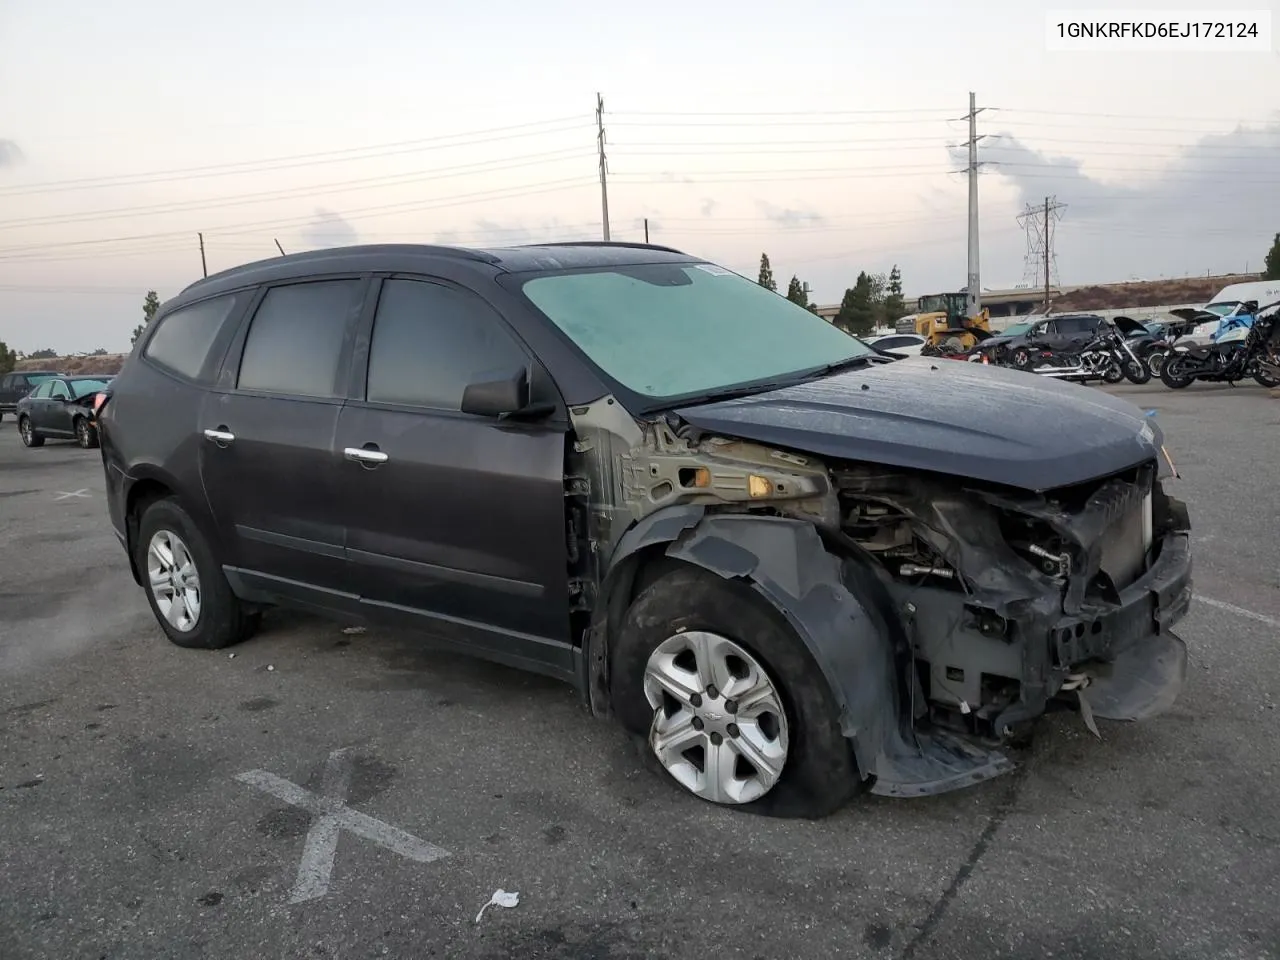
[143,292,246,382]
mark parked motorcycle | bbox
[1030,324,1150,385]
[1141,318,1198,378]
[1159,301,1279,390]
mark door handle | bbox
[344,446,389,465]
[204,428,235,444]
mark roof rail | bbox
[525,240,688,256]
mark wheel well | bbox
[123,479,174,582]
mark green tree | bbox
[757,253,777,291]
[0,341,16,376]
[27,347,58,360]
[132,289,161,344]
[92,347,108,356]
[833,272,877,336]
[884,264,906,321]
[1264,233,1280,281]
[785,275,809,308]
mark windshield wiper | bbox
[808,354,882,377]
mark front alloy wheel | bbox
[643,630,789,805]
[146,529,202,633]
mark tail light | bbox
[92,392,110,417]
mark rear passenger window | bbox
[237,279,364,399]
[144,293,244,382]
[365,279,528,410]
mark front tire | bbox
[74,416,99,449]
[135,498,260,650]
[18,415,44,447]
[610,565,860,819]
[1124,359,1151,384]
[1147,350,1166,378]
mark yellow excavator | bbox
[911,292,992,355]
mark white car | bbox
[865,333,927,357]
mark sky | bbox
[1,0,1278,354]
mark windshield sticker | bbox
[695,264,734,277]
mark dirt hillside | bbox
[14,354,127,376]
[1052,273,1258,311]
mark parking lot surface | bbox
[2,381,1279,960]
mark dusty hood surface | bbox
[674,357,1161,491]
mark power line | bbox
[0,148,595,230]
[0,116,592,197]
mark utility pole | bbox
[198,232,207,278]
[963,92,986,319]
[1017,195,1066,312]
[644,218,649,243]
[274,238,287,257]
[596,93,611,242]
[1042,197,1051,311]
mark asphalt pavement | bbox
[2,381,1279,960]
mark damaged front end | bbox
[573,399,1192,800]
[831,457,1192,796]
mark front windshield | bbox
[520,262,873,401]
[69,378,110,399]
[1204,302,1240,317]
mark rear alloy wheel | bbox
[1160,355,1195,389]
[1011,347,1031,369]
[136,497,260,649]
[74,417,99,449]
[18,415,44,448]
[611,565,860,819]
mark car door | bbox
[26,379,56,429]
[198,276,370,609]
[46,379,76,434]
[333,276,575,676]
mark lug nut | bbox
[690,693,703,708]
[710,732,723,746]
[706,684,718,698]
[692,717,704,731]
[724,699,738,714]
[727,723,740,738]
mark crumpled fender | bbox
[584,506,1014,797]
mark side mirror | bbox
[460,367,530,418]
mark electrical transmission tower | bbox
[1017,196,1066,311]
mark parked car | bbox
[15,375,113,448]
[96,242,1192,817]
[864,333,927,357]
[965,320,1036,364]
[1005,314,1109,369]
[0,369,61,422]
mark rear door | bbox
[198,276,370,609]
[27,379,58,429]
[333,276,575,675]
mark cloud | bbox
[300,208,359,248]
[755,200,825,228]
[0,139,23,167]
[949,122,1280,282]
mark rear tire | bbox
[1160,355,1195,389]
[18,415,44,447]
[1147,351,1166,378]
[1011,347,1031,369]
[135,497,260,650]
[610,565,861,819]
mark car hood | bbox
[674,357,1162,492]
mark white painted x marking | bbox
[236,747,450,904]
[53,489,91,501]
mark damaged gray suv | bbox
[97,242,1192,818]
